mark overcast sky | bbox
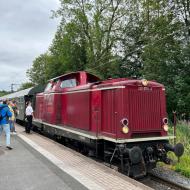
[0,0,60,91]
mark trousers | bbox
[0,124,11,146]
[25,115,33,133]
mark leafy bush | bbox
[167,123,190,177]
[174,155,190,178]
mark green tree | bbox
[173,0,190,42]
[27,53,52,84]
[0,91,10,97]
[27,0,190,118]
[18,82,34,90]
[49,20,87,76]
[141,0,190,118]
[53,0,135,78]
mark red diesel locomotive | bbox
[32,71,184,178]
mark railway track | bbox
[102,164,190,190]
[139,172,190,190]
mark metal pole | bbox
[11,84,14,93]
[10,83,20,93]
[173,111,177,145]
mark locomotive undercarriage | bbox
[102,141,184,178]
[33,122,184,178]
[58,137,184,178]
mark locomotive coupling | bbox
[164,143,184,157]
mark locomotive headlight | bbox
[163,117,168,125]
[121,118,129,134]
[141,79,148,86]
[121,118,129,126]
[122,126,129,134]
[163,124,169,132]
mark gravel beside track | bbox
[139,167,190,190]
[151,167,190,189]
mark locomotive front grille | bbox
[128,88,161,132]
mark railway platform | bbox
[0,124,152,190]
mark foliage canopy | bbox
[27,0,190,119]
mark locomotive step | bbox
[104,150,114,155]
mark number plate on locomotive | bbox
[138,87,152,91]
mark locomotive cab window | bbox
[45,82,53,91]
[45,81,57,91]
[87,73,100,83]
[60,79,77,88]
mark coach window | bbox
[60,79,77,88]
[18,97,22,103]
[20,97,24,103]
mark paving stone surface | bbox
[0,131,87,190]
[16,124,152,190]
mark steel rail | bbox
[149,172,190,190]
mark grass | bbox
[163,122,190,178]
[174,155,190,177]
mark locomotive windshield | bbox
[60,78,77,88]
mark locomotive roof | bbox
[0,87,33,100]
[49,71,82,81]
[49,71,100,82]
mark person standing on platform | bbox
[0,100,13,149]
[25,101,34,133]
[11,100,18,132]
[8,101,16,134]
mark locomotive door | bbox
[91,91,101,136]
[43,94,54,123]
[54,94,62,124]
[101,89,118,138]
